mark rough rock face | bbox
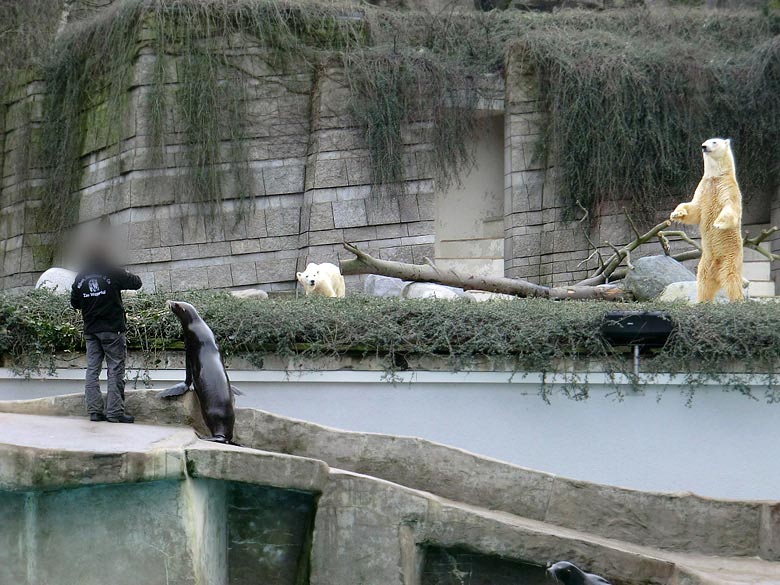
[622,255,696,301]
[488,0,643,10]
[464,290,517,302]
[365,277,518,301]
[1,391,780,581]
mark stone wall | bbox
[1,8,778,293]
[0,46,440,294]
[502,50,778,288]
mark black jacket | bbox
[70,263,143,334]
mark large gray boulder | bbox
[622,256,696,301]
[463,290,516,302]
[659,281,728,303]
[659,280,751,303]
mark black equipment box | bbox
[600,311,673,348]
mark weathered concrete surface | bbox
[311,470,780,585]
[422,547,548,585]
[2,396,780,585]
[34,480,202,585]
[185,443,330,493]
[227,483,317,585]
[0,411,330,585]
[0,412,190,490]
[1,391,779,563]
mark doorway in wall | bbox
[434,115,504,277]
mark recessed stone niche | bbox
[422,546,548,585]
[228,482,317,585]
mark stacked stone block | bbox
[502,50,777,288]
[2,21,778,293]
[0,76,50,292]
[0,35,441,293]
[298,68,436,290]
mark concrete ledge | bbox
[312,470,715,585]
[316,470,780,585]
[245,404,778,560]
[185,444,330,494]
[1,391,779,562]
[0,413,190,490]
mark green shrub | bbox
[2,289,779,402]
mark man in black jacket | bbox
[71,249,142,423]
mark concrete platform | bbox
[0,412,194,453]
[1,401,779,585]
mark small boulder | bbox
[401,282,466,300]
[659,281,747,303]
[463,290,516,302]
[231,288,269,300]
[364,274,410,298]
[622,256,696,301]
[35,268,76,294]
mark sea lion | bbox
[159,300,239,444]
[547,562,611,585]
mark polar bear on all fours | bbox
[670,137,744,303]
[296,262,346,298]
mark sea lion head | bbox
[547,561,586,585]
[167,300,200,326]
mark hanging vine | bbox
[18,1,780,242]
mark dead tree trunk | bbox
[341,216,778,302]
[340,243,631,301]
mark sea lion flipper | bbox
[230,385,244,396]
[158,382,190,398]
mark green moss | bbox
[2,289,780,402]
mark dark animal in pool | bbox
[159,301,242,444]
[547,561,611,585]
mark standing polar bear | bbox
[296,262,346,298]
[670,138,743,302]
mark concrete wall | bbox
[0,477,317,585]
[1,367,779,501]
[0,55,441,294]
[1,481,206,585]
[3,390,779,572]
[502,53,778,287]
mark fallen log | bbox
[340,242,631,301]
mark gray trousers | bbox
[85,332,127,418]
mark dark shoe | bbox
[89,413,107,422]
[107,414,134,424]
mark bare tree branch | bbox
[576,220,672,286]
[341,242,630,301]
[658,230,702,252]
[341,220,778,302]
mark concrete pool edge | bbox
[0,389,778,563]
